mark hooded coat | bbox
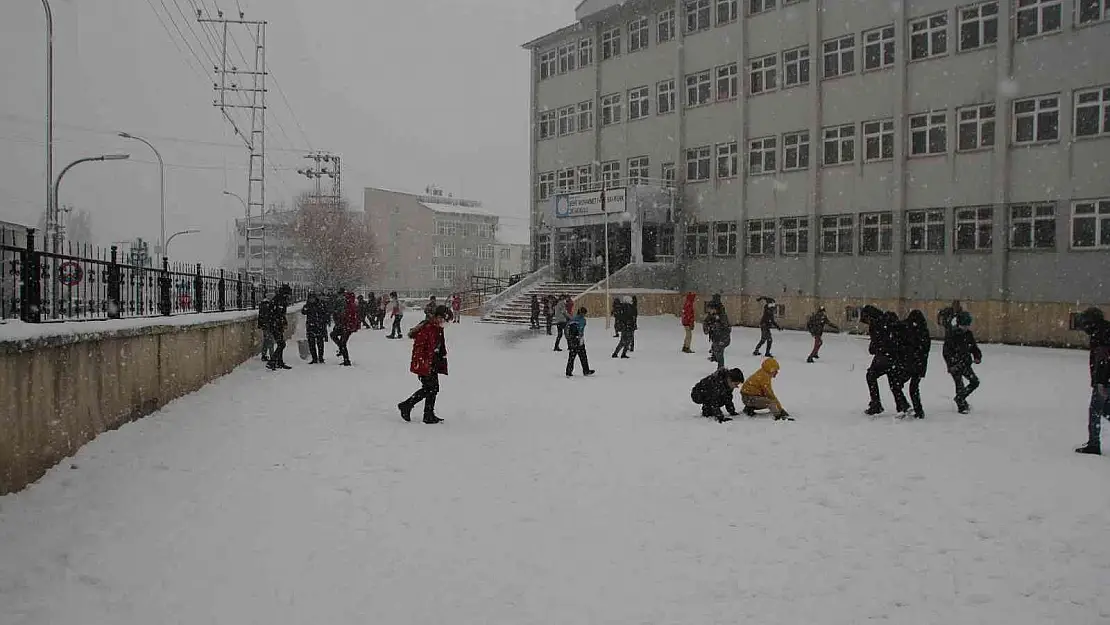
[1080,308,1110,386]
[410,321,448,376]
[741,358,783,410]
[301,295,331,337]
[681,293,697,327]
[691,368,744,413]
[902,310,931,378]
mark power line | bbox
[141,0,214,86]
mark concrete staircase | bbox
[479,282,596,325]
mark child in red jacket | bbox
[398,305,450,424]
[681,292,696,353]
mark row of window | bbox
[432,263,512,285]
[538,0,1109,80]
[681,199,1110,258]
[434,220,494,238]
[433,242,497,259]
[535,85,1110,196]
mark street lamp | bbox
[36,0,55,252]
[53,154,131,219]
[163,229,200,258]
[119,132,165,258]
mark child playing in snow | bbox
[691,368,745,423]
[565,307,595,377]
[740,358,792,420]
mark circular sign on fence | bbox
[178,294,192,308]
[58,261,84,286]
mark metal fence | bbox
[1,228,306,323]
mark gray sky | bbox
[0,0,567,264]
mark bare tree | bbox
[290,193,378,290]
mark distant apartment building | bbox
[493,220,532,280]
[365,186,526,295]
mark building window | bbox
[628,156,650,184]
[499,248,511,260]
[822,124,856,165]
[957,103,996,150]
[537,172,554,201]
[907,208,946,252]
[714,222,738,256]
[1075,86,1110,138]
[539,50,556,80]
[958,2,998,51]
[557,105,577,136]
[783,46,810,87]
[955,206,993,251]
[662,162,676,185]
[601,93,623,126]
[478,244,495,259]
[480,223,494,239]
[863,119,895,162]
[863,25,896,70]
[780,217,809,254]
[628,17,650,52]
[434,242,456,257]
[747,219,776,255]
[1015,0,1062,38]
[717,142,739,178]
[685,223,711,256]
[822,35,855,79]
[658,79,676,114]
[860,212,894,254]
[578,37,594,66]
[538,110,556,140]
[557,168,575,193]
[537,234,551,263]
[909,111,948,156]
[600,160,621,186]
[717,63,740,100]
[1079,0,1110,24]
[577,165,594,191]
[1010,203,1056,249]
[686,146,712,182]
[601,27,622,59]
[686,70,712,107]
[749,0,776,14]
[658,9,676,42]
[628,86,651,120]
[433,264,457,285]
[1071,198,1110,249]
[910,12,949,60]
[577,100,594,132]
[782,130,810,170]
[717,0,739,23]
[686,0,712,33]
[557,43,577,73]
[820,215,854,254]
[749,54,778,94]
[1013,95,1059,144]
[748,136,777,174]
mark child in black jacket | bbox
[942,311,982,414]
[691,368,745,423]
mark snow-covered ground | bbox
[1,316,1107,624]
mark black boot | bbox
[423,415,443,424]
[1075,443,1101,455]
[743,406,757,417]
[865,404,884,416]
[398,402,412,422]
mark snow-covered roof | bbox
[419,202,497,218]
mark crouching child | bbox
[691,368,745,423]
[740,358,792,420]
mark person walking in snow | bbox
[387,292,406,339]
[628,295,639,352]
[542,295,554,334]
[900,309,931,418]
[258,295,275,362]
[704,302,732,370]
[861,305,907,415]
[752,296,781,357]
[330,289,359,366]
[553,295,571,351]
[530,294,541,330]
[264,284,293,370]
[942,309,982,414]
[740,357,792,420]
[612,296,635,359]
[565,307,595,377]
[681,292,697,353]
[398,305,450,424]
[1076,307,1110,455]
[451,293,462,323]
[357,294,372,329]
[691,367,745,423]
[301,292,331,364]
[376,294,388,329]
[612,297,621,338]
[805,306,839,363]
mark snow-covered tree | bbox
[290,193,378,290]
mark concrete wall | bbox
[0,311,299,495]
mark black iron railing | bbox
[1,228,306,323]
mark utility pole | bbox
[198,8,268,281]
[298,151,341,210]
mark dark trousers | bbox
[566,344,590,375]
[545,315,554,335]
[530,312,540,329]
[613,329,633,357]
[867,356,907,410]
[402,373,440,418]
[331,327,351,363]
[951,366,980,407]
[710,340,728,370]
[908,376,924,416]
[390,315,403,337]
[360,314,371,329]
[307,333,325,362]
[754,327,773,355]
[809,335,823,358]
[1088,385,1108,447]
[554,323,567,349]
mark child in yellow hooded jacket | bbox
[740,357,792,421]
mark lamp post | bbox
[40,0,54,253]
[163,229,200,258]
[602,184,612,330]
[118,132,165,258]
[54,154,131,215]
